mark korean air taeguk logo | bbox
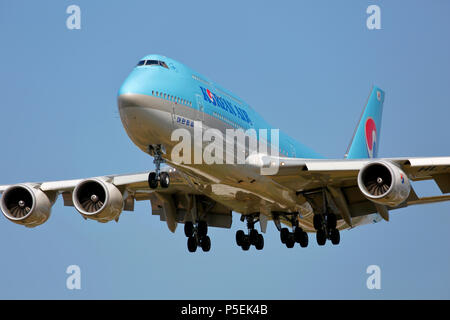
[365,117,377,158]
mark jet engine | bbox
[0,184,55,227]
[357,160,411,207]
[72,179,124,223]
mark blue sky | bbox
[1,0,450,299]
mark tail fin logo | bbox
[377,91,381,101]
[365,117,377,158]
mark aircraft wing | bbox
[0,168,197,198]
[266,155,450,224]
[0,167,233,231]
[272,156,450,186]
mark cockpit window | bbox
[137,59,169,69]
[145,60,159,66]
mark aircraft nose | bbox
[117,93,141,110]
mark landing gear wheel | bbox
[187,236,197,252]
[236,230,245,247]
[327,214,337,230]
[241,236,251,251]
[299,231,309,248]
[330,228,340,245]
[313,215,323,230]
[201,236,211,252]
[316,229,327,246]
[198,221,208,238]
[285,233,295,248]
[255,234,264,250]
[148,172,158,189]
[159,172,170,188]
[294,228,304,243]
[280,228,289,244]
[184,221,194,238]
[249,229,259,245]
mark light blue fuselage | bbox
[118,54,323,160]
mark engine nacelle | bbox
[0,184,55,227]
[357,160,411,207]
[73,179,124,223]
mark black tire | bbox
[187,236,197,252]
[198,221,208,237]
[285,233,295,248]
[294,227,304,243]
[316,229,326,246]
[241,235,251,251]
[255,234,264,250]
[148,172,158,189]
[313,215,323,230]
[330,228,340,245]
[236,230,245,247]
[280,228,289,244]
[249,229,259,245]
[184,221,194,238]
[299,231,309,248]
[327,214,337,230]
[159,172,170,188]
[201,236,211,252]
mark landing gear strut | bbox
[147,145,170,189]
[279,213,308,249]
[184,220,211,253]
[313,190,340,246]
[236,215,264,251]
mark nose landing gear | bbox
[147,145,170,189]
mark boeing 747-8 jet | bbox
[2,54,450,252]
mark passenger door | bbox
[196,94,205,123]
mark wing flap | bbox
[432,173,450,194]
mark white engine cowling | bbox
[0,184,55,227]
[73,179,124,223]
[357,160,411,207]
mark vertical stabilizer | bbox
[345,86,385,159]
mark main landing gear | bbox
[313,214,340,246]
[147,145,170,189]
[235,215,264,251]
[309,189,341,246]
[184,220,211,253]
[279,213,309,249]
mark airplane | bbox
[2,54,450,253]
